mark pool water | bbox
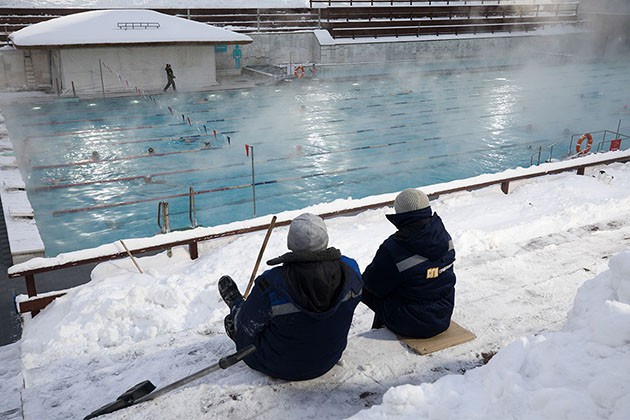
[5,57,630,256]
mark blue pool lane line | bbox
[51,137,539,217]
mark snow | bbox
[0,100,46,261]
[9,9,253,47]
[0,160,628,419]
[4,148,626,274]
[1,1,629,419]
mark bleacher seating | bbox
[0,2,582,44]
[313,1,581,39]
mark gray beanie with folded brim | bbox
[394,188,431,214]
[287,213,329,252]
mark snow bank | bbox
[353,250,630,420]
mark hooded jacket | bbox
[362,207,456,338]
[232,248,362,381]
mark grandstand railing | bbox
[1,2,582,44]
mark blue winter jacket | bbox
[232,248,363,381]
[362,207,456,338]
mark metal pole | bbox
[71,81,76,97]
[250,145,256,217]
[189,187,197,228]
[99,59,105,97]
[162,201,172,257]
[257,8,260,32]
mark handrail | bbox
[568,130,630,156]
[8,151,630,316]
[530,143,557,166]
[310,0,580,7]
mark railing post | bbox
[25,273,37,297]
[257,8,261,32]
[25,273,41,317]
[500,181,510,194]
[99,59,105,97]
[189,242,199,260]
[189,187,197,228]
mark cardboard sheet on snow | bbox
[400,321,475,355]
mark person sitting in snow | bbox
[361,188,456,338]
[218,213,363,381]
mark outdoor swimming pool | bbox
[4,56,630,256]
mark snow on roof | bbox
[9,9,253,47]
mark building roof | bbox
[9,9,253,47]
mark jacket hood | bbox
[391,212,452,261]
[266,248,355,316]
[385,207,432,228]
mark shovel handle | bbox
[219,344,256,369]
[244,216,277,299]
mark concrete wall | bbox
[2,28,622,93]
[241,30,588,69]
[0,49,51,91]
[0,49,27,90]
[56,45,217,95]
[243,32,319,67]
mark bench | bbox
[331,21,575,39]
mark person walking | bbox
[361,188,456,338]
[218,213,363,381]
[163,64,176,92]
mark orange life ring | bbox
[294,65,305,78]
[576,133,593,154]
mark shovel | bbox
[84,344,255,419]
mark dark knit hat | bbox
[394,189,430,214]
[287,213,329,252]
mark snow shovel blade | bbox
[83,380,155,420]
[83,345,255,419]
[116,380,156,402]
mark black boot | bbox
[224,314,236,340]
[371,312,385,329]
[218,275,243,308]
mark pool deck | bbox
[0,106,45,264]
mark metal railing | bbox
[530,143,558,166]
[8,151,630,317]
[1,2,581,44]
[568,129,630,157]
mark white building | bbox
[8,9,253,94]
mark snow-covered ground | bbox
[1,1,629,419]
[1,157,629,419]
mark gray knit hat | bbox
[287,213,329,252]
[394,189,430,214]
